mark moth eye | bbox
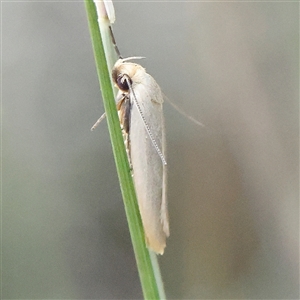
[117,74,132,92]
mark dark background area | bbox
[2,1,299,299]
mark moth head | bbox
[112,71,132,92]
[112,58,145,92]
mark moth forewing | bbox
[112,59,169,254]
[130,83,168,254]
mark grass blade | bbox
[84,1,165,299]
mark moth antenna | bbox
[109,25,122,59]
[164,95,205,127]
[121,56,145,62]
[125,76,167,166]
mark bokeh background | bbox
[2,1,299,299]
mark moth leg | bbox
[91,112,106,131]
[91,93,127,131]
[123,131,133,171]
[117,94,133,170]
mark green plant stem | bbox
[84,1,162,299]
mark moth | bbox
[112,57,169,254]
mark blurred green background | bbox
[2,1,298,299]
